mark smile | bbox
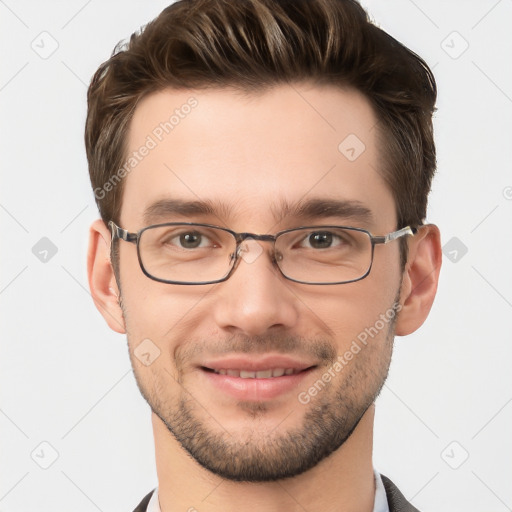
[209,368,303,378]
[200,360,317,401]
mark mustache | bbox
[176,334,338,367]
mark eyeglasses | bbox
[108,221,416,285]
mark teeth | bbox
[212,368,298,378]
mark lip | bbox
[201,354,315,372]
[199,354,317,401]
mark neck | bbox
[152,405,376,512]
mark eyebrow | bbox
[276,198,374,225]
[143,198,232,226]
[142,197,373,227]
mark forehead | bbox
[120,83,395,231]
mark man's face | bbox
[117,84,402,481]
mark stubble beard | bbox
[124,298,400,482]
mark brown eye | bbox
[308,232,334,249]
[179,232,203,248]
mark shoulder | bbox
[132,490,154,512]
[131,479,420,512]
[380,474,421,512]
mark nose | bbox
[212,240,300,336]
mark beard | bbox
[124,298,399,483]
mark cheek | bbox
[371,242,403,289]
[292,271,400,350]
[118,247,200,335]
[120,273,218,358]
[334,301,392,346]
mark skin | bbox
[88,83,442,512]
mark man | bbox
[85,0,442,510]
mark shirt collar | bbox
[147,470,390,512]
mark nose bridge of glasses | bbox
[236,233,276,243]
[234,233,277,264]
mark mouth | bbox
[199,355,318,401]
[202,367,311,378]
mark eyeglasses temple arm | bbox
[108,221,138,244]
[372,226,417,245]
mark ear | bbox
[87,219,126,334]
[395,224,442,336]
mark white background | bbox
[1,1,511,511]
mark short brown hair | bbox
[85,0,436,263]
